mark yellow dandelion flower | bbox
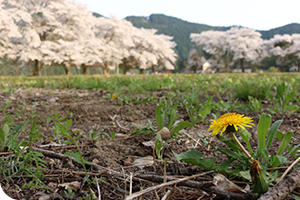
[112,93,117,100]
[209,113,253,136]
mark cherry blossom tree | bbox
[3,0,98,75]
[128,28,176,73]
[261,34,293,71]
[186,49,206,73]
[0,6,21,58]
[0,1,32,75]
[92,16,134,75]
[226,27,263,72]
[287,34,300,71]
[190,30,228,71]
[189,27,263,73]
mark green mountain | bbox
[125,14,230,60]
[259,23,300,39]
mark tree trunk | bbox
[151,66,156,74]
[139,69,145,74]
[64,61,72,75]
[82,64,88,75]
[104,68,110,76]
[240,59,245,73]
[13,60,18,76]
[193,66,197,73]
[280,65,284,72]
[116,64,119,74]
[33,60,43,76]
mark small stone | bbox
[158,127,171,140]
[92,159,99,164]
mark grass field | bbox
[1,73,300,199]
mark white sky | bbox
[74,0,300,30]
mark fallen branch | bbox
[31,147,155,185]
[32,147,255,200]
[136,174,254,200]
[126,172,214,200]
[258,166,300,200]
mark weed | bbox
[270,82,300,114]
[156,99,193,138]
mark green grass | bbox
[1,72,300,115]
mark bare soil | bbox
[1,87,300,200]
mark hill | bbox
[259,23,300,39]
[125,14,230,60]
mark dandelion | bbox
[209,113,269,195]
[112,93,117,100]
[209,113,253,136]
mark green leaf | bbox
[257,149,269,165]
[147,119,153,130]
[64,152,92,165]
[174,150,217,169]
[214,159,235,174]
[266,120,283,148]
[111,132,115,139]
[74,134,84,140]
[276,131,293,156]
[170,121,193,136]
[277,83,285,98]
[238,130,253,154]
[0,128,5,143]
[198,105,211,120]
[218,148,247,163]
[239,171,251,180]
[155,133,162,152]
[257,113,272,151]
[276,131,285,141]
[285,143,300,158]
[271,155,287,167]
[155,105,164,130]
[216,135,242,153]
[167,103,178,129]
[284,91,295,108]
[292,195,300,200]
[3,123,9,138]
[11,123,23,137]
[33,151,44,157]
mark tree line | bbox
[126,14,300,72]
[187,28,300,73]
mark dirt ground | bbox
[1,87,300,200]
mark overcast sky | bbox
[74,0,300,30]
